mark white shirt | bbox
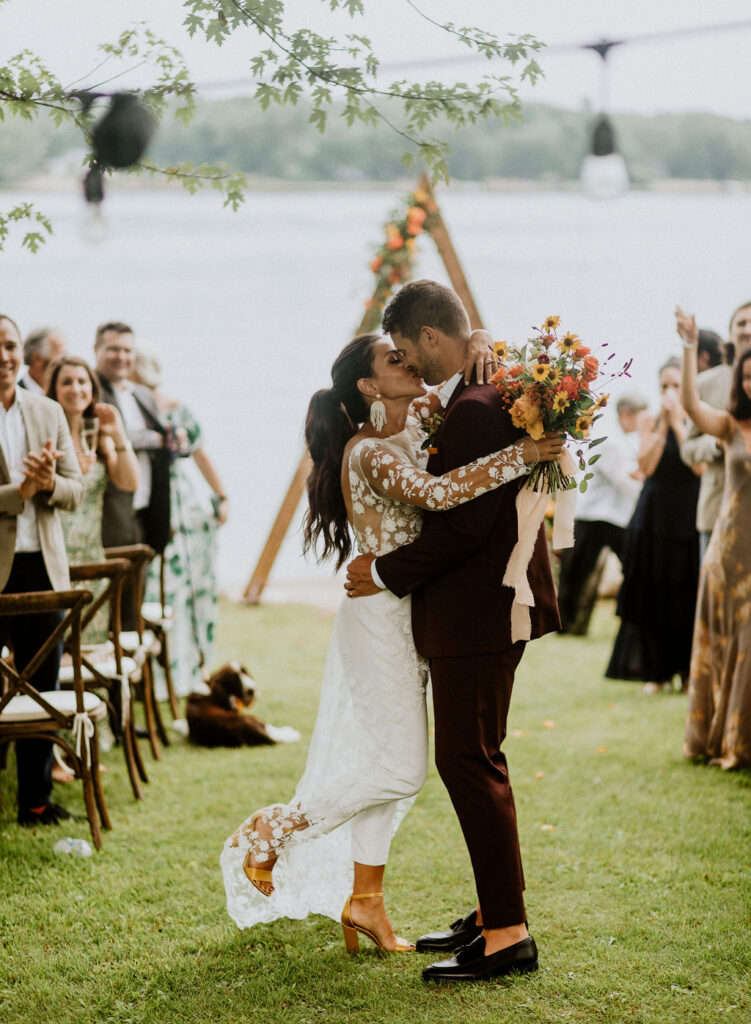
[19,371,44,395]
[0,388,41,552]
[371,370,465,589]
[115,381,152,511]
[576,422,642,529]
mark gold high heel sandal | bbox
[341,892,415,953]
[243,811,276,897]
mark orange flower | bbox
[490,366,508,384]
[387,234,404,250]
[405,218,424,237]
[370,254,383,273]
[389,269,401,285]
[560,374,579,397]
[573,346,591,359]
[508,364,526,378]
[407,206,427,225]
[583,355,599,375]
[510,394,544,439]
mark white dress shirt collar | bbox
[437,371,463,409]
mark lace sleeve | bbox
[356,438,529,511]
[410,389,443,421]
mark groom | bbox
[346,280,560,982]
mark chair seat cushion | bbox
[141,602,173,629]
[119,629,158,652]
[0,690,105,723]
[59,656,138,682]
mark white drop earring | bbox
[370,393,387,431]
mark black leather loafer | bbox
[18,801,73,826]
[415,908,483,953]
[422,934,538,983]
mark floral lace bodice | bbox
[347,415,530,557]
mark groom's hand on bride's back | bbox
[345,554,380,598]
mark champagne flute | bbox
[81,416,99,456]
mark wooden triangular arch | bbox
[243,173,485,603]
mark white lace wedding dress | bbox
[221,415,529,928]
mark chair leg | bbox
[90,724,112,831]
[139,666,162,761]
[148,657,170,748]
[129,715,149,785]
[158,633,181,720]
[79,754,103,850]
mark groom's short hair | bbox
[382,280,469,342]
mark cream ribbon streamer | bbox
[73,711,95,767]
[502,448,577,643]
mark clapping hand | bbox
[94,402,123,438]
[20,439,60,498]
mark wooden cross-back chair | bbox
[60,557,149,801]
[105,544,171,755]
[141,550,180,720]
[0,589,109,849]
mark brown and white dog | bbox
[183,662,300,748]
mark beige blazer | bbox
[679,363,733,532]
[0,390,83,592]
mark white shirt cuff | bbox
[371,560,387,589]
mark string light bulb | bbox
[579,40,630,200]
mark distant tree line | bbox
[3,97,751,186]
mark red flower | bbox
[560,374,579,397]
[537,353,550,364]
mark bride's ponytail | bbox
[303,333,380,569]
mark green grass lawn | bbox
[1,598,749,1024]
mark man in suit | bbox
[18,326,67,395]
[93,322,172,554]
[0,314,83,825]
[346,281,560,983]
[680,302,751,559]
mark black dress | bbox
[606,428,700,683]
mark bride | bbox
[221,331,562,952]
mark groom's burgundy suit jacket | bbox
[375,378,560,659]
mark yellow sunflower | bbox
[543,314,561,332]
[493,340,508,357]
[552,392,570,413]
[575,415,593,437]
[595,392,610,409]
[532,363,551,382]
[550,367,563,385]
[560,331,580,350]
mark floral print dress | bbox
[60,459,110,645]
[145,403,219,697]
[684,427,751,769]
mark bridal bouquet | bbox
[491,316,632,495]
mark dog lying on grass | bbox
[181,662,300,748]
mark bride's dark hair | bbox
[302,333,381,569]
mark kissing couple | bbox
[221,280,562,983]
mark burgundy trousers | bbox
[430,642,527,929]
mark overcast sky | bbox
[2,0,751,118]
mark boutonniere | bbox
[420,410,444,454]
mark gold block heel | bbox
[243,810,276,897]
[340,892,415,954]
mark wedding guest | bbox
[47,356,139,644]
[556,392,646,634]
[606,357,700,693]
[681,302,751,559]
[132,349,228,696]
[0,314,83,826]
[677,308,751,769]
[696,329,723,373]
[93,322,176,629]
[18,327,66,394]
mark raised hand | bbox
[465,330,498,385]
[675,307,698,349]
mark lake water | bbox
[2,184,750,596]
